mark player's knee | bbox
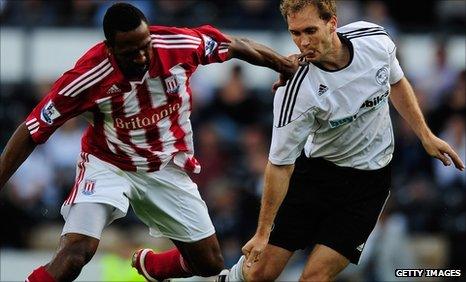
[193,252,224,277]
[60,239,97,272]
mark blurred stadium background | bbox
[0,0,464,281]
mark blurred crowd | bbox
[1,1,465,281]
[0,0,465,32]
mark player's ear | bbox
[329,16,337,33]
[104,40,114,54]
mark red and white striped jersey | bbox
[25,25,230,173]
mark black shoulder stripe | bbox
[341,27,384,36]
[286,65,309,124]
[346,32,389,40]
[279,66,305,126]
[278,65,308,127]
[280,66,306,127]
[343,28,386,39]
[278,74,295,128]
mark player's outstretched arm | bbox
[242,162,294,268]
[390,77,465,171]
[0,123,37,189]
[226,35,307,80]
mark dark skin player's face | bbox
[108,21,152,80]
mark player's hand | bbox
[272,73,287,93]
[421,133,465,170]
[241,233,269,268]
[273,51,310,93]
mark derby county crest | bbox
[376,67,389,85]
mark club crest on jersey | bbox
[164,75,179,94]
[202,35,218,57]
[375,66,389,85]
[40,100,61,125]
[82,179,96,195]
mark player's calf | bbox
[187,250,224,277]
[173,234,225,277]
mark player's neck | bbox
[319,33,350,70]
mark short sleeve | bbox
[268,68,317,165]
[269,112,315,165]
[191,25,231,65]
[25,68,96,144]
[387,40,404,84]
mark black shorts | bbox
[269,153,391,264]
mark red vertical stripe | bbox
[136,82,163,170]
[168,94,187,151]
[111,92,160,171]
[168,68,191,153]
[85,110,137,171]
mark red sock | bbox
[27,266,55,282]
[145,248,192,280]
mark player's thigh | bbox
[172,234,223,275]
[300,244,349,282]
[244,243,294,282]
[61,153,131,223]
[127,162,215,242]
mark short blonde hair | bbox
[280,0,336,22]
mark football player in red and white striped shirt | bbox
[0,3,308,282]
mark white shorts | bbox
[61,152,215,242]
[61,202,114,239]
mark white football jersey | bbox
[269,21,404,170]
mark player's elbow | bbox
[267,161,295,175]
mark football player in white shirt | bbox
[219,0,464,281]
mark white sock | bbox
[227,255,245,281]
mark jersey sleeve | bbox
[191,25,231,65]
[387,38,404,84]
[25,68,95,144]
[269,68,318,165]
